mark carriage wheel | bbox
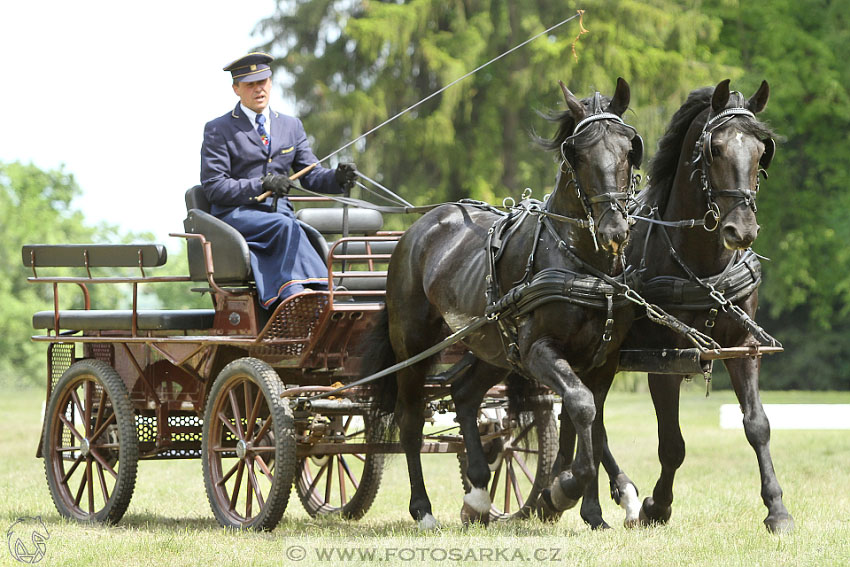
[202,358,296,530]
[458,404,560,521]
[295,414,386,519]
[43,359,138,524]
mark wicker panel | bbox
[47,343,75,394]
[252,294,329,357]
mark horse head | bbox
[554,77,642,256]
[689,79,774,250]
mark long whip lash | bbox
[320,10,586,164]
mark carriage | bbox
[24,188,559,530]
[25,79,790,533]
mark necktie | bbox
[256,114,269,147]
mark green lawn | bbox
[2,386,849,566]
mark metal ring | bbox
[502,196,516,209]
[703,204,720,232]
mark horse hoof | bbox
[549,477,579,511]
[638,497,671,526]
[618,483,641,528]
[590,519,612,530]
[418,513,439,531]
[765,513,795,534]
[535,490,562,522]
[461,488,492,526]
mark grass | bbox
[2,385,849,566]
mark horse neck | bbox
[546,166,622,276]
[662,161,737,277]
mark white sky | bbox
[0,0,281,247]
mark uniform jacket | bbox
[200,103,341,214]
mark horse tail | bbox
[362,310,399,439]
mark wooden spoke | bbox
[245,385,263,439]
[89,412,116,444]
[324,456,334,504]
[59,413,86,443]
[74,465,89,507]
[217,461,240,487]
[88,448,118,479]
[56,446,82,453]
[69,390,85,425]
[339,455,360,491]
[92,389,107,438]
[306,462,329,497]
[61,454,84,484]
[96,462,110,503]
[252,418,272,446]
[512,453,535,484]
[228,389,245,440]
[86,458,95,514]
[229,460,245,512]
[83,380,93,436]
[247,462,265,510]
[254,455,274,484]
[508,460,524,507]
[217,411,241,440]
[503,459,511,513]
[489,460,503,502]
[337,455,348,506]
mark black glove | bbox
[261,173,294,198]
[335,162,357,191]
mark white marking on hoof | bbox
[418,513,439,531]
[549,478,578,511]
[464,488,492,514]
[619,483,641,528]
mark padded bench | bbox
[32,309,216,332]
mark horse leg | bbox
[451,360,507,526]
[725,356,794,534]
[600,426,642,528]
[558,416,641,527]
[639,373,685,526]
[524,340,597,515]
[395,362,439,529]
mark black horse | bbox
[366,79,643,529]
[576,80,794,533]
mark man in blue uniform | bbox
[200,52,356,309]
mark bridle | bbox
[689,105,773,231]
[552,92,643,250]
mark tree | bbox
[259,0,734,209]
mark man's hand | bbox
[335,162,357,191]
[261,173,295,197]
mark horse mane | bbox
[533,94,636,154]
[644,87,777,214]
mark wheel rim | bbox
[206,374,278,526]
[48,374,122,520]
[297,415,370,515]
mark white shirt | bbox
[239,103,271,139]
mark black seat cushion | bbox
[33,309,216,331]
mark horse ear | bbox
[559,80,586,123]
[607,77,631,116]
[748,80,770,114]
[712,79,731,112]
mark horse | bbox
[568,79,793,533]
[365,78,643,529]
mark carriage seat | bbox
[22,244,216,332]
[183,186,389,292]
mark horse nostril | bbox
[721,225,741,243]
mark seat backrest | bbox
[183,186,252,284]
[185,185,212,213]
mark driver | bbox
[200,51,356,310]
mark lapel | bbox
[231,103,267,152]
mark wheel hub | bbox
[235,440,249,459]
[80,438,91,457]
